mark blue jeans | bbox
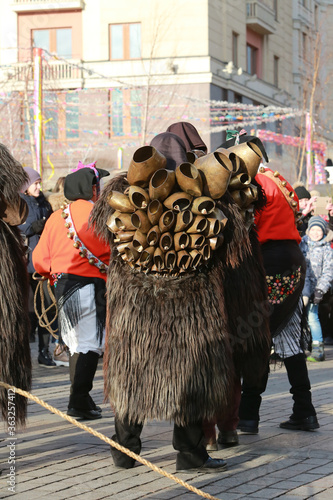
[308,304,323,343]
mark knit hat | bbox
[21,167,41,193]
[294,185,311,200]
[308,215,328,235]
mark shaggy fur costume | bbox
[91,173,270,426]
[0,144,31,426]
[47,190,69,212]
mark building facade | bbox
[0,0,331,184]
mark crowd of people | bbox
[0,122,332,473]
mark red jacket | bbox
[33,199,110,282]
[255,168,301,245]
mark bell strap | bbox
[62,204,108,274]
[258,167,299,219]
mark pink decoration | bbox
[257,129,327,184]
[71,160,98,178]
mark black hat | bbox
[150,132,188,171]
[219,131,269,162]
[294,185,311,200]
[64,164,109,201]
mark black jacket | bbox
[19,193,52,273]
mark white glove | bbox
[303,296,309,307]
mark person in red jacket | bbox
[33,163,111,420]
[220,132,319,433]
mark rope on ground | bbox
[0,381,220,500]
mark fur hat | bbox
[150,132,188,171]
[308,215,328,235]
[294,185,311,200]
[21,167,41,193]
[166,122,207,154]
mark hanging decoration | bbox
[257,128,327,184]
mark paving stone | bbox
[288,484,327,497]
[308,488,333,499]
[1,343,332,500]
[246,487,294,498]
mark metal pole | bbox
[33,47,43,177]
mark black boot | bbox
[174,422,227,473]
[69,353,101,412]
[237,365,269,434]
[38,347,56,367]
[110,416,143,469]
[280,353,319,431]
[69,352,79,392]
[67,351,102,420]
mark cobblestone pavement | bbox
[1,342,332,500]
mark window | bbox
[234,93,242,104]
[302,32,307,61]
[232,32,238,68]
[273,0,278,20]
[273,56,279,87]
[22,91,79,142]
[109,89,142,137]
[33,30,50,53]
[44,92,59,140]
[130,89,142,135]
[111,89,123,135]
[314,5,318,31]
[276,120,282,156]
[56,29,72,59]
[32,28,72,58]
[23,106,34,141]
[65,93,79,139]
[246,44,257,75]
[110,23,141,60]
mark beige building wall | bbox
[82,0,210,62]
[0,1,18,65]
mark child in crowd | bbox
[300,216,333,362]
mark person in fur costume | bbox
[0,143,31,426]
[90,132,271,472]
[47,176,69,212]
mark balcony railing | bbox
[11,0,84,11]
[0,59,83,84]
[246,1,276,35]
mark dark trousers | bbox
[68,351,99,410]
[239,354,316,421]
[29,275,51,353]
[239,365,269,421]
[110,416,208,470]
[318,292,333,339]
[284,353,316,419]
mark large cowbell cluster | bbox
[106,139,265,275]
